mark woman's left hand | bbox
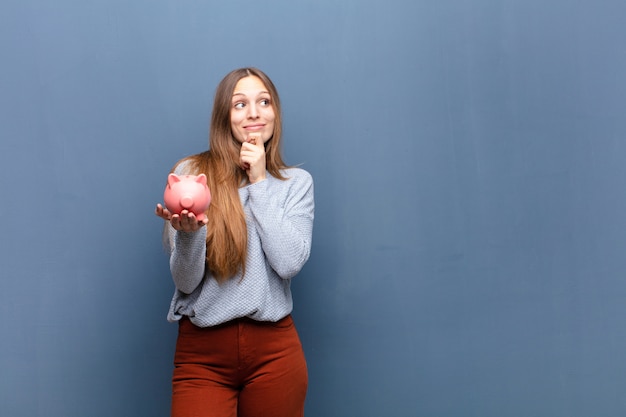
[239,136,266,184]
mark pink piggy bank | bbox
[163,173,211,221]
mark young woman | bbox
[155,68,314,417]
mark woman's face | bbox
[230,75,275,144]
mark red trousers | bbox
[171,315,308,417]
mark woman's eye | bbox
[234,102,245,109]
[260,99,270,106]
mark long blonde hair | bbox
[176,68,288,282]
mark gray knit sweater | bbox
[165,167,314,327]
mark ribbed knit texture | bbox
[165,167,314,327]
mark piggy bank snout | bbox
[180,195,195,208]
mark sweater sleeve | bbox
[162,158,208,294]
[166,223,208,294]
[247,169,314,279]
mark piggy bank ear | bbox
[196,174,207,185]
[167,173,181,186]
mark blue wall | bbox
[1,1,625,416]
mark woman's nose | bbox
[247,104,259,119]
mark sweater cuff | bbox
[174,225,207,246]
[247,178,269,200]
